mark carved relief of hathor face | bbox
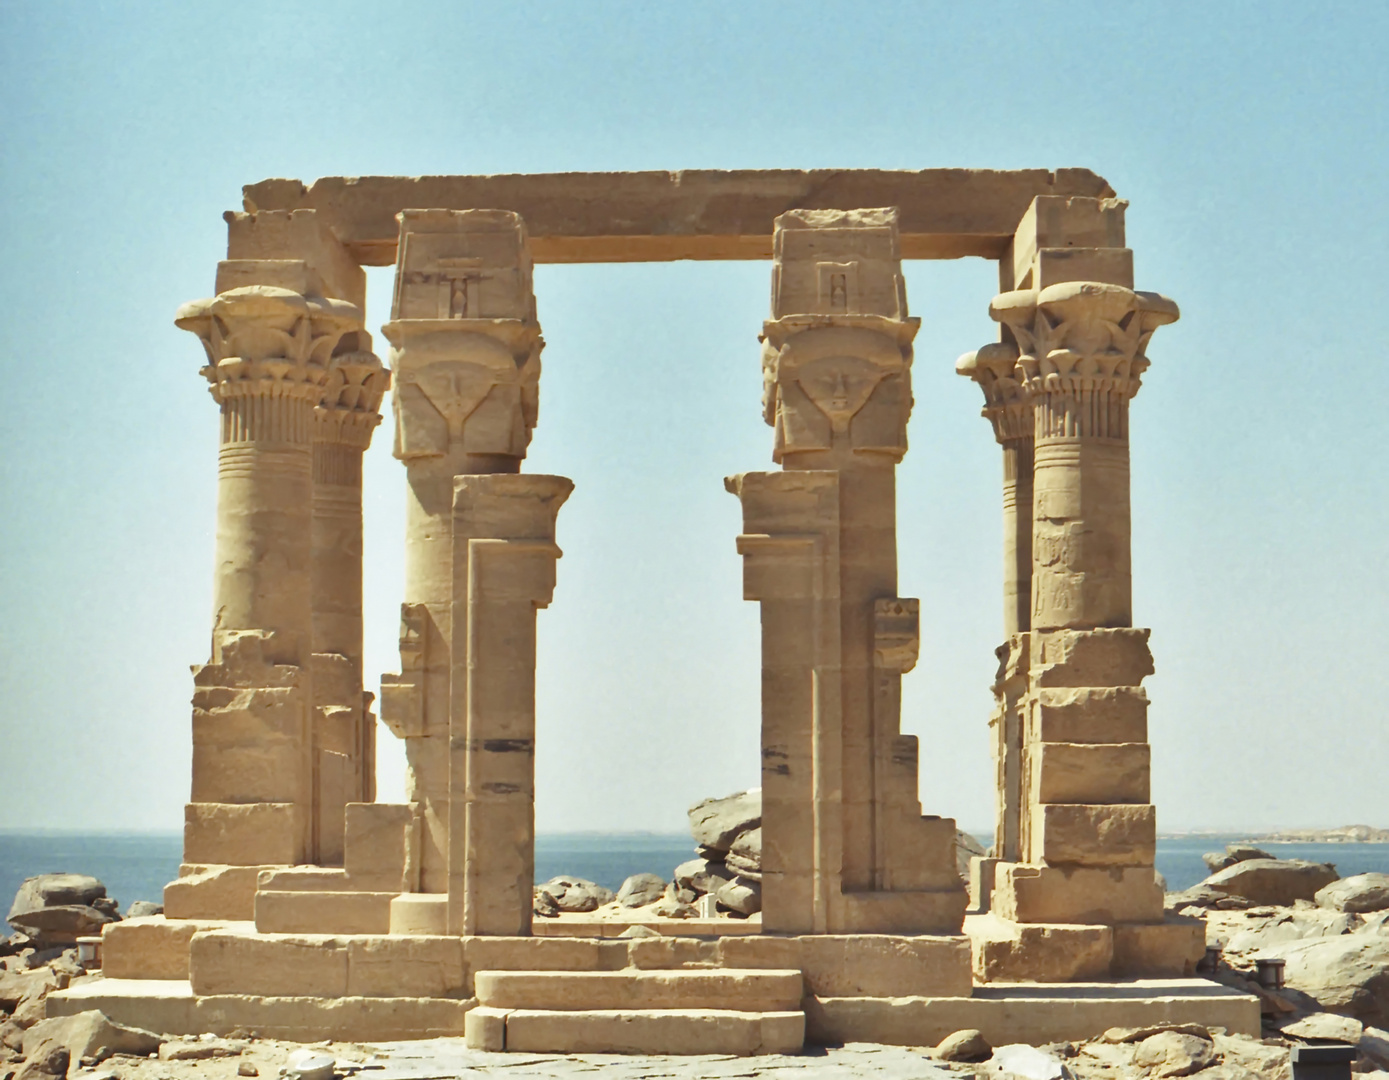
[763,325,913,464]
[387,328,541,461]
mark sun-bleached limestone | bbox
[473,969,804,1011]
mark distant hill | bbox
[1254,824,1389,843]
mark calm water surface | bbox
[3,830,1385,927]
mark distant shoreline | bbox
[1158,825,1389,844]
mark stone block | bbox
[44,979,197,1036]
[965,912,1113,982]
[1031,628,1153,688]
[389,893,447,935]
[804,979,1260,1047]
[798,935,972,998]
[1011,195,1127,288]
[343,802,411,886]
[464,936,627,973]
[625,937,719,970]
[194,994,467,1041]
[1111,916,1205,977]
[772,208,905,320]
[1032,743,1150,805]
[993,863,1164,925]
[183,803,303,866]
[1033,247,1134,290]
[970,857,999,913]
[1036,804,1156,867]
[164,865,273,921]
[189,931,347,997]
[474,969,804,1012]
[392,209,533,322]
[100,917,244,980]
[838,888,968,934]
[1034,687,1148,744]
[254,891,394,934]
[716,935,804,971]
[223,208,366,311]
[464,1005,507,1051]
[346,936,466,998]
[501,1007,805,1055]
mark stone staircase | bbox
[464,969,805,1054]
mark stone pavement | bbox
[360,1039,958,1080]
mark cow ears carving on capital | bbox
[760,325,915,462]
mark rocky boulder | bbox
[956,830,987,879]
[1201,858,1338,906]
[688,790,761,853]
[673,857,735,897]
[1316,873,1389,914]
[1131,1031,1216,1078]
[537,876,613,913]
[725,827,761,880]
[616,873,666,908]
[7,875,118,947]
[1274,934,1389,1028]
[1202,844,1272,873]
[715,876,761,916]
[21,1010,162,1064]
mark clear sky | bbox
[1,1,1385,837]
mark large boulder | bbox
[725,827,761,880]
[956,830,987,879]
[7,875,118,947]
[688,790,761,853]
[21,1010,162,1064]
[616,873,666,908]
[538,876,613,913]
[1316,873,1389,914]
[715,876,761,916]
[673,858,735,897]
[1203,845,1273,873]
[1201,858,1338,906]
[1274,934,1389,1028]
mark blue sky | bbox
[1,1,1385,834]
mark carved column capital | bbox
[760,316,917,465]
[175,286,361,408]
[956,342,1030,445]
[988,283,1179,437]
[381,320,541,462]
[315,348,391,452]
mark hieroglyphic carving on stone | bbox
[990,282,1179,439]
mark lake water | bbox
[3,830,1386,926]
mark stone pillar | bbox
[731,208,966,935]
[310,341,389,864]
[172,281,358,912]
[379,210,542,896]
[956,343,1032,864]
[449,475,571,936]
[988,279,1180,926]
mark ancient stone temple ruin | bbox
[49,170,1259,1054]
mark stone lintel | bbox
[240,169,1116,266]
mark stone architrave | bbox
[448,475,572,936]
[310,338,389,864]
[379,209,542,895]
[731,208,966,935]
[172,276,360,910]
[987,272,1179,928]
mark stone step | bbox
[254,890,394,934]
[465,1005,804,1055]
[102,917,252,980]
[46,978,466,1041]
[474,968,803,1012]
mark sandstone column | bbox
[450,475,571,936]
[731,208,965,934]
[956,343,1032,866]
[379,210,542,896]
[173,281,358,912]
[310,340,389,864]
[988,277,1182,929]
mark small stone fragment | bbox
[239,1061,259,1076]
[284,1049,334,1080]
[937,1029,992,1062]
[1132,1031,1216,1078]
[990,1043,1069,1080]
